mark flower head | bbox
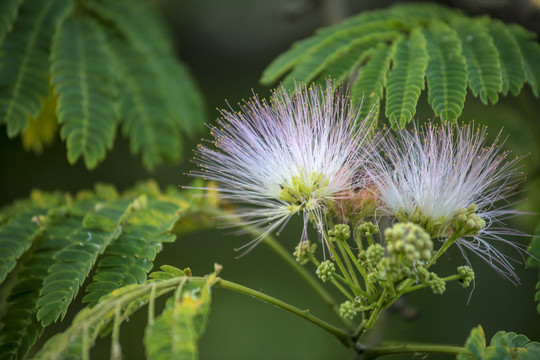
[192,81,375,252]
[368,122,528,282]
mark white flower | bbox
[368,122,528,282]
[192,81,375,252]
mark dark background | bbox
[1,0,539,359]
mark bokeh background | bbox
[1,0,540,359]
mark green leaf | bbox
[385,30,428,128]
[423,21,468,121]
[315,38,377,84]
[0,0,72,137]
[83,197,183,306]
[281,29,399,89]
[0,0,22,44]
[261,3,540,127]
[90,0,205,145]
[453,18,502,104]
[35,266,218,360]
[458,326,540,360]
[0,206,45,284]
[351,44,393,124]
[458,325,486,360]
[144,275,213,360]
[486,20,526,96]
[509,25,540,97]
[37,198,136,325]
[51,15,119,169]
[106,32,182,170]
[0,200,74,360]
[261,10,399,84]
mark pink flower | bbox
[191,81,376,252]
[368,122,529,282]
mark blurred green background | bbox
[2,0,540,359]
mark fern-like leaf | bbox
[0,205,45,285]
[281,29,399,89]
[51,15,119,169]
[452,18,502,104]
[0,0,72,137]
[261,10,398,84]
[83,196,183,306]
[385,30,428,128]
[107,33,181,169]
[509,25,540,97]
[486,20,527,96]
[0,215,78,360]
[37,197,137,326]
[458,326,540,360]
[351,44,393,123]
[0,0,22,44]
[35,266,219,360]
[262,3,540,126]
[144,271,213,360]
[0,191,64,285]
[423,21,468,121]
[89,0,204,140]
[315,38,377,84]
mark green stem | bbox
[329,241,355,285]
[365,288,387,330]
[215,278,352,347]
[330,278,355,302]
[261,235,342,318]
[336,240,361,289]
[341,240,369,282]
[427,233,459,268]
[334,274,374,300]
[356,342,471,358]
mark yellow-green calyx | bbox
[396,209,445,237]
[395,204,485,238]
[278,171,330,213]
[452,204,486,237]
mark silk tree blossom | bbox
[368,122,528,282]
[191,82,377,252]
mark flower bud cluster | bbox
[457,265,475,287]
[385,222,433,263]
[358,222,379,237]
[396,209,444,237]
[293,240,317,265]
[316,260,335,282]
[339,300,359,320]
[358,223,452,295]
[452,204,485,236]
[329,224,351,242]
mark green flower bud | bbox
[293,240,317,265]
[339,300,359,320]
[358,222,379,236]
[385,222,433,263]
[316,260,335,282]
[416,266,430,282]
[452,204,485,236]
[365,244,385,266]
[457,265,475,288]
[428,272,446,294]
[329,224,350,242]
[367,271,379,284]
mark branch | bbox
[355,342,471,359]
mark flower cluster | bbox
[191,81,376,252]
[191,81,529,282]
[367,123,528,282]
